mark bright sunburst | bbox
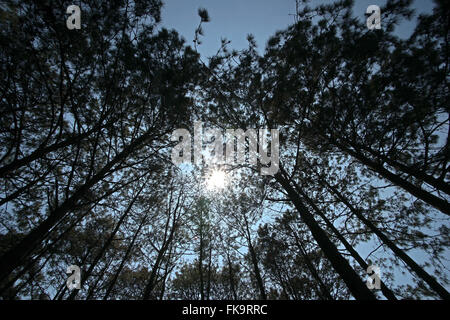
[206,169,228,191]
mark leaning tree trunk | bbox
[287,225,335,300]
[243,216,267,300]
[332,139,450,216]
[289,178,398,300]
[103,213,147,300]
[67,186,144,300]
[324,179,450,300]
[226,251,238,300]
[142,209,179,300]
[347,140,450,196]
[0,130,156,283]
[275,168,376,300]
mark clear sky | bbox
[160,0,435,58]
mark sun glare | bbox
[206,169,228,191]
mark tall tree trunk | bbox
[206,244,212,300]
[287,226,334,300]
[104,213,147,300]
[158,245,175,300]
[67,186,144,300]
[0,209,87,296]
[275,168,377,300]
[289,179,398,300]
[226,251,238,300]
[0,130,156,283]
[13,253,53,298]
[348,140,450,195]
[85,255,114,300]
[244,216,267,300]
[333,139,450,216]
[324,179,450,300]
[199,227,205,301]
[142,208,179,300]
[56,245,93,300]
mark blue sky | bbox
[160,0,435,58]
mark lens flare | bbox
[206,169,227,191]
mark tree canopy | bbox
[0,0,448,300]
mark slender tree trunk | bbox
[287,226,334,300]
[0,130,156,283]
[0,197,103,296]
[324,180,450,300]
[104,214,147,300]
[333,139,450,216]
[13,253,53,297]
[290,179,398,300]
[57,246,93,300]
[199,227,205,301]
[273,267,293,299]
[53,281,67,300]
[142,211,179,299]
[86,256,113,300]
[247,240,267,300]
[158,245,175,300]
[68,186,143,300]
[0,217,79,295]
[244,217,267,300]
[275,168,376,300]
[348,140,450,195]
[206,244,212,300]
[226,251,238,300]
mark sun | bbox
[206,169,228,191]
